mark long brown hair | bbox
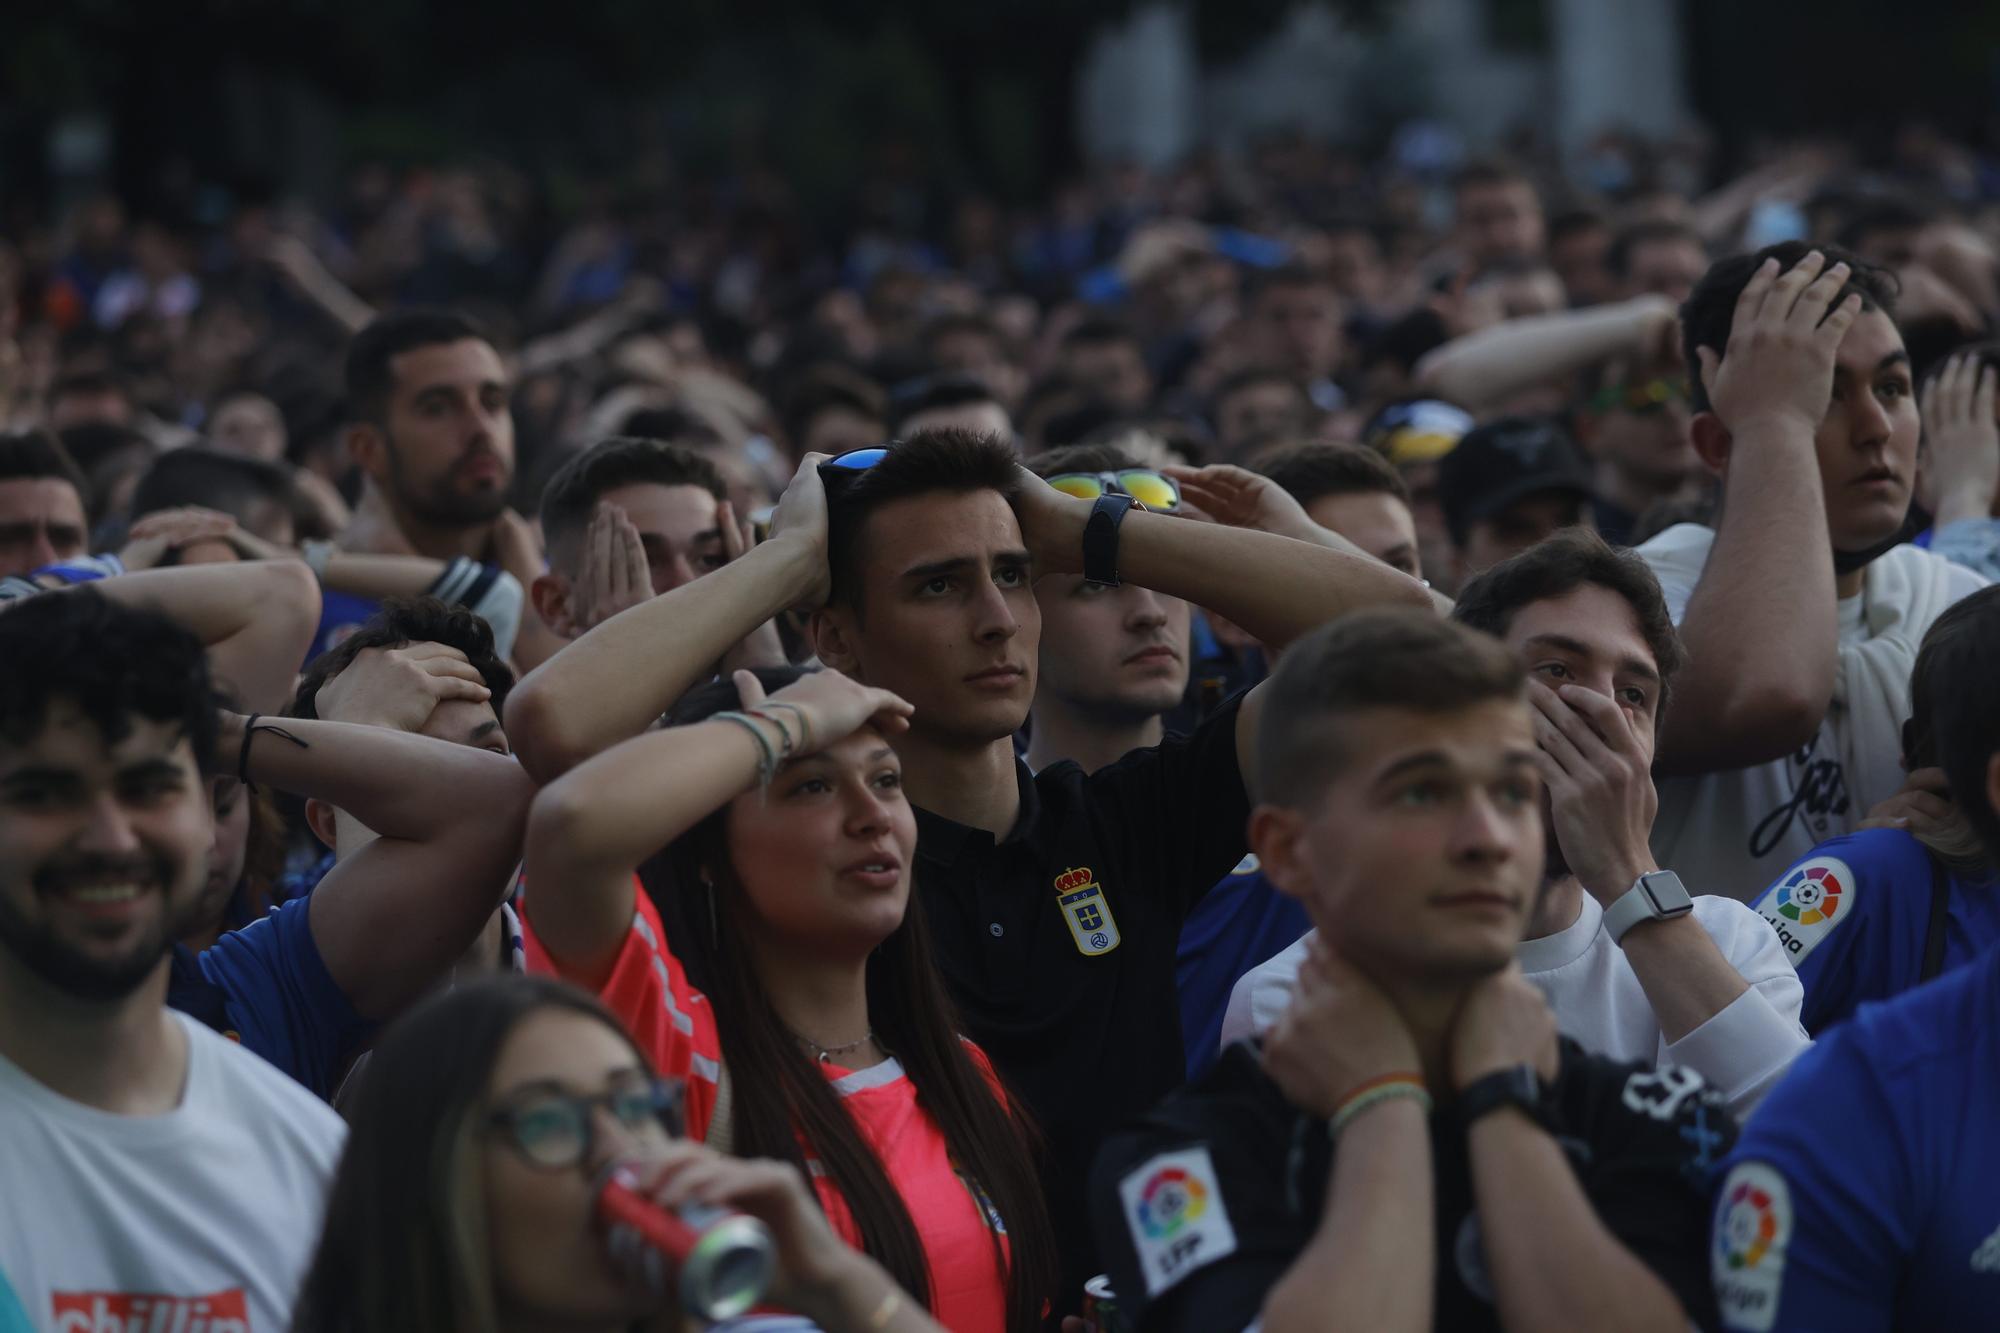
[657,667,1058,1333]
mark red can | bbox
[597,1163,776,1320]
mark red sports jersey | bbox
[522,882,1010,1333]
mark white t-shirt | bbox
[1221,892,1809,1120]
[0,1010,345,1332]
[1638,524,1987,901]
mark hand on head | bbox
[731,667,912,758]
[314,643,492,733]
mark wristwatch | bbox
[1602,868,1694,945]
[1082,493,1138,587]
[1456,1064,1548,1131]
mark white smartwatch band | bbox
[1603,869,1693,945]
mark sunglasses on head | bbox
[820,445,893,474]
[1043,469,1181,512]
[1589,375,1691,416]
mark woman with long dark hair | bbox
[521,666,1058,1333]
[291,973,948,1333]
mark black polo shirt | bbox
[913,693,1253,1296]
[1089,1040,1736,1331]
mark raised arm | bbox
[1412,296,1679,415]
[94,558,321,715]
[221,651,536,1020]
[523,669,909,982]
[1656,252,1857,774]
[505,459,831,783]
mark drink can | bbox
[1082,1273,1122,1332]
[597,1164,776,1319]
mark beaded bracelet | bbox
[755,700,813,753]
[713,711,779,789]
[1330,1072,1432,1137]
[747,706,798,760]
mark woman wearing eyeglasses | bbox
[291,974,945,1333]
[519,666,1058,1333]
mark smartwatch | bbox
[1456,1064,1548,1131]
[1602,868,1694,946]
[1082,493,1138,587]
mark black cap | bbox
[1437,415,1593,547]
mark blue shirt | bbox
[1749,828,2000,1035]
[1174,859,1308,1079]
[167,896,373,1100]
[1712,944,2000,1331]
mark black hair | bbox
[614,405,723,450]
[824,429,1023,610]
[538,437,729,570]
[1246,261,1334,307]
[887,373,1002,436]
[1058,316,1142,352]
[1919,586,2000,861]
[49,368,133,409]
[779,367,887,454]
[658,668,1059,1331]
[1254,608,1525,805]
[1680,243,1899,414]
[1453,157,1536,195]
[55,422,151,479]
[1834,200,1933,254]
[1451,529,1686,718]
[0,590,218,776]
[1256,442,1411,507]
[1213,365,1309,410]
[344,308,490,424]
[1023,442,1142,478]
[291,596,514,724]
[129,447,295,529]
[0,430,90,506]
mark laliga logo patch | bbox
[1054,866,1122,956]
[1712,1162,1793,1332]
[1119,1147,1238,1296]
[1755,856,1854,963]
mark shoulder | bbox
[1750,832,1920,966]
[1690,895,1798,972]
[1092,1045,1293,1194]
[180,1013,346,1149]
[1222,934,1309,1042]
[1840,946,1999,1079]
[1553,1041,1737,1168]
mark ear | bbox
[1248,804,1310,901]
[1985,753,2000,836]
[531,572,576,641]
[1689,410,1731,476]
[304,797,340,853]
[347,422,389,483]
[809,605,862,677]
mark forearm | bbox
[224,712,533,844]
[799,1258,947,1333]
[1616,913,1752,1044]
[1658,426,1836,771]
[1467,1113,1687,1333]
[507,536,818,781]
[1414,299,1670,412]
[98,560,320,713]
[1262,1101,1433,1333]
[318,551,455,600]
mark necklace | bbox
[789,1027,876,1065]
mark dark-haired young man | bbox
[1437,415,1595,584]
[1610,220,1709,306]
[1211,367,1314,462]
[0,430,91,577]
[890,372,1016,445]
[1092,610,1729,1332]
[1455,160,1548,270]
[1228,532,1807,1119]
[1641,245,1987,900]
[506,429,1432,1299]
[1247,265,1348,412]
[1058,318,1154,415]
[1712,582,2000,1332]
[330,307,555,665]
[129,446,299,553]
[1258,441,1423,579]
[0,592,341,1326]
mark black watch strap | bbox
[1456,1064,1547,1131]
[1082,493,1137,587]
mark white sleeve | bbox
[1219,934,1310,1048]
[1660,899,1811,1122]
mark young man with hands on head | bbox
[1090,611,1729,1333]
[1227,532,1808,1119]
[505,428,1433,1303]
[1638,245,1987,900]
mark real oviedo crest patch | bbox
[1054,865,1122,956]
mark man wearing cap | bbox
[1436,414,1595,585]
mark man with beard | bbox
[1226,532,1808,1119]
[326,309,553,664]
[0,592,343,1329]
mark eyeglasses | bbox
[487,1077,684,1170]
[1043,469,1181,512]
[1589,376,1690,416]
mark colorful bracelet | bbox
[747,705,798,760]
[713,710,778,788]
[1330,1072,1431,1137]
[755,700,812,753]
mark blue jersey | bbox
[1711,945,2000,1331]
[1749,828,2000,1035]
[1174,858,1308,1080]
[167,896,373,1100]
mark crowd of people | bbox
[4,112,2000,1333]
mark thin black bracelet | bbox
[236,714,309,793]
